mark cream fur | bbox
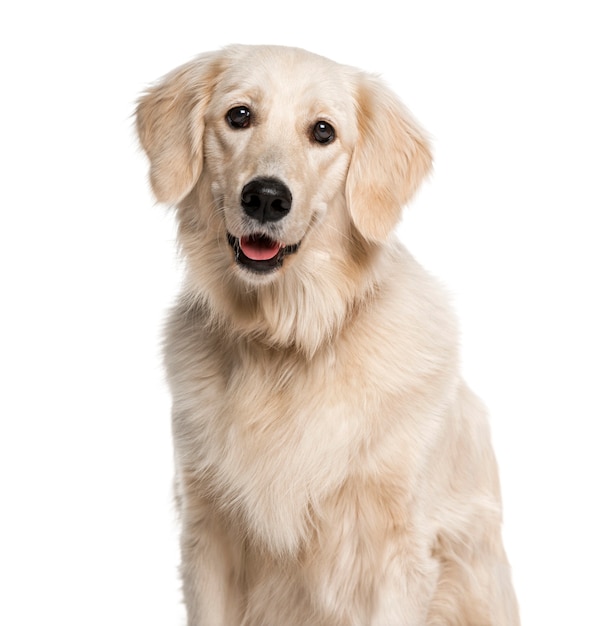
[137,44,519,625]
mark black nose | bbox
[241,177,292,223]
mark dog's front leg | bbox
[368,536,439,626]
[179,492,243,626]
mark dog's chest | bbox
[173,339,382,553]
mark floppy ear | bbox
[136,52,223,204]
[346,74,432,242]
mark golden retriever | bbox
[136,44,520,625]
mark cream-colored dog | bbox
[137,44,519,625]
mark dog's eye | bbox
[226,106,252,129]
[312,121,335,144]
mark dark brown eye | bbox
[313,120,335,144]
[226,106,251,129]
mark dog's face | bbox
[137,46,431,287]
[201,49,358,280]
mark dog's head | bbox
[137,45,431,349]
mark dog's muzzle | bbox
[227,177,299,274]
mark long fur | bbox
[137,44,520,625]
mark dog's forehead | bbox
[214,46,356,114]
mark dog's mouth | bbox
[227,233,300,273]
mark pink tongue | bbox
[240,236,281,261]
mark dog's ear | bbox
[136,53,223,204]
[346,74,432,242]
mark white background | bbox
[1,1,599,624]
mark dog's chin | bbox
[227,233,300,276]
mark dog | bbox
[136,44,520,625]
